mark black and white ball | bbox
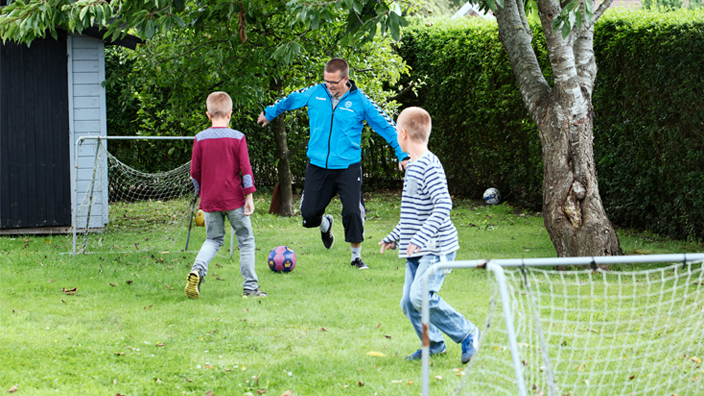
[483,188,501,205]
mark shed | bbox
[0,29,139,235]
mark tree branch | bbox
[577,0,615,34]
[387,83,415,101]
[287,139,309,160]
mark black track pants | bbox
[300,162,365,244]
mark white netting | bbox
[73,139,197,254]
[455,262,704,396]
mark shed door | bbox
[0,37,71,229]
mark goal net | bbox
[423,255,704,396]
[72,137,198,255]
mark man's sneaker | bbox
[351,257,369,270]
[461,328,481,364]
[243,288,268,298]
[405,346,447,361]
[321,214,335,249]
[185,270,202,299]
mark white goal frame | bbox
[419,253,704,396]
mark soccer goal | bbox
[420,253,704,396]
[72,136,199,255]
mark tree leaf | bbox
[561,20,571,39]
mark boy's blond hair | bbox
[398,107,432,143]
[324,58,349,78]
[206,92,233,119]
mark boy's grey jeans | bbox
[191,207,259,292]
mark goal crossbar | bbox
[420,253,704,396]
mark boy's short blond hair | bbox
[206,92,233,119]
[398,107,432,143]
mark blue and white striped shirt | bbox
[383,151,459,258]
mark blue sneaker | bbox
[461,328,481,364]
[405,345,447,361]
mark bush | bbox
[397,9,704,240]
[593,9,704,240]
[396,18,547,209]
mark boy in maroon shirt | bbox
[185,92,266,299]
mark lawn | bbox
[1,192,701,395]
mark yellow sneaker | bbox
[185,271,201,299]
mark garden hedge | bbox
[396,9,704,240]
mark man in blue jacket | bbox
[257,58,409,270]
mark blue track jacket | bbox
[263,80,408,169]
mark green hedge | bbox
[398,10,704,240]
[593,9,704,240]
[396,18,547,208]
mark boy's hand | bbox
[257,112,269,127]
[407,243,421,257]
[244,194,255,216]
[378,240,396,254]
[398,159,409,171]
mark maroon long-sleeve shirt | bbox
[191,127,256,212]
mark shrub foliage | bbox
[397,10,704,240]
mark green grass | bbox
[1,193,702,395]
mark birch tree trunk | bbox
[494,0,621,256]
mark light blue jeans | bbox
[192,207,259,292]
[401,252,476,353]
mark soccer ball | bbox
[268,246,297,273]
[483,188,501,205]
[195,210,205,227]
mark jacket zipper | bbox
[325,89,335,169]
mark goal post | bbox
[420,253,704,396]
[71,135,236,256]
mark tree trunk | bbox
[270,79,294,217]
[494,0,621,257]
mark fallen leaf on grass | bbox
[691,356,702,364]
[114,352,125,356]
[126,280,133,285]
[206,365,214,369]
[629,375,635,380]
[384,335,392,339]
[110,283,117,287]
[257,390,267,394]
[358,381,364,387]
[693,376,700,382]
[366,351,386,357]
[61,300,67,305]
[8,384,18,393]
[48,279,55,283]
[209,330,217,335]
[206,391,213,396]
[184,376,193,382]
[157,343,166,347]
[434,376,442,380]
[62,287,77,295]
[391,380,403,383]
[281,391,293,396]
[154,378,162,384]
[216,277,224,281]
[164,284,174,290]
[407,380,414,385]
[319,327,327,332]
[144,305,153,310]
[374,324,381,329]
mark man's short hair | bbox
[398,107,432,143]
[325,58,349,78]
[206,91,233,119]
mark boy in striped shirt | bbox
[379,107,480,364]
